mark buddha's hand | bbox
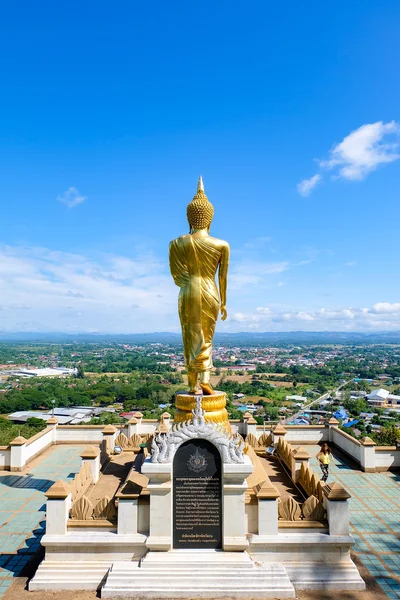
[220,305,228,321]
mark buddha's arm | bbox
[169,240,188,287]
[218,243,230,321]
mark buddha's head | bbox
[187,176,214,232]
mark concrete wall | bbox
[57,423,156,443]
[138,498,150,535]
[138,420,158,434]
[56,426,105,443]
[331,428,362,464]
[280,426,328,444]
[251,425,328,444]
[25,427,54,462]
[375,447,400,471]
[246,503,258,535]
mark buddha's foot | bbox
[200,382,214,395]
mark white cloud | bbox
[297,174,321,197]
[57,187,87,208]
[320,121,400,180]
[371,302,400,314]
[256,307,272,314]
[298,121,400,195]
[0,244,177,333]
[229,261,290,291]
[224,304,400,332]
[1,242,399,333]
[66,290,84,298]
[296,311,315,321]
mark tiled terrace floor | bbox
[308,445,400,600]
[0,445,84,598]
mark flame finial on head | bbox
[197,176,204,192]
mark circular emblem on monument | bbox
[187,447,208,473]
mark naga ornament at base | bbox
[151,396,244,464]
[174,390,230,431]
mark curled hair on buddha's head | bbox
[187,176,214,233]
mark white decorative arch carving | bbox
[151,397,245,464]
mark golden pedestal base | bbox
[174,390,230,431]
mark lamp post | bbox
[51,398,55,418]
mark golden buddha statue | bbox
[169,177,230,397]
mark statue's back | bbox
[169,178,229,401]
[173,234,225,280]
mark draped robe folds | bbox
[169,235,221,373]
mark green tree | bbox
[89,412,124,425]
[76,365,85,379]
[265,407,279,420]
[26,417,47,425]
[372,424,400,446]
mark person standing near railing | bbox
[317,442,332,482]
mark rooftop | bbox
[13,367,77,377]
[8,411,72,424]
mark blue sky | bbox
[1,1,400,333]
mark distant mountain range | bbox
[1,331,400,345]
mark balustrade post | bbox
[102,425,117,452]
[360,436,376,472]
[327,417,339,443]
[10,436,27,472]
[127,417,138,438]
[255,480,280,535]
[272,423,287,445]
[133,412,143,434]
[323,481,351,535]
[161,412,171,430]
[45,480,71,535]
[80,445,100,484]
[291,446,310,482]
[116,472,148,535]
[246,416,257,437]
[46,417,58,443]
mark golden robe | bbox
[169,235,221,373]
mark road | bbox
[283,380,350,424]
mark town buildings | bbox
[366,388,400,409]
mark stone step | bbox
[34,562,109,569]
[141,550,250,561]
[109,567,290,579]
[285,561,366,590]
[108,573,290,587]
[112,570,288,578]
[101,587,295,598]
[29,561,110,591]
[102,559,296,598]
[102,577,293,598]
[139,562,256,570]
[140,550,255,570]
